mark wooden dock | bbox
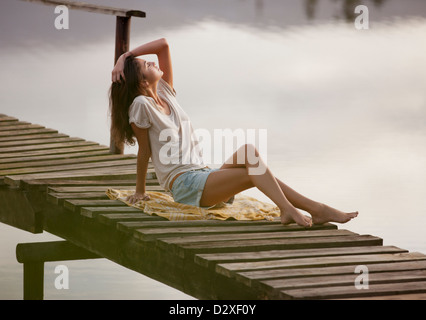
[1,113,426,300]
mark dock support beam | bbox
[109,16,131,155]
[16,241,101,300]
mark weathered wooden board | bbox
[4,166,149,188]
[194,245,409,269]
[22,179,160,191]
[164,235,383,259]
[64,199,128,213]
[97,213,166,225]
[0,124,45,131]
[47,185,158,193]
[0,128,59,138]
[0,133,69,142]
[121,220,332,233]
[0,159,137,177]
[156,229,356,245]
[0,154,138,170]
[0,140,100,154]
[0,136,84,148]
[20,0,146,18]
[262,269,426,293]
[235,260,426,288]
[281,280,426,300]
[217,252,426,279]
[80,206,145,218]
[0,145,110,160]
[0,149,114,164]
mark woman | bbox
[110,38,358,227]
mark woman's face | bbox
[137,58,163,85]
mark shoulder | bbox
[132,95,150,105]
[129,95,151,112]
[158,78,177,97]
[128,95,152,129]
[128,95,153,119]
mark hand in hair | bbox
[112,52,133,83]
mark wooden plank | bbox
[124,221,335,235]
[0,121,30,127]
[0,124,44,131]
[156,230,356,249]
[0,154,138,170]
[0,136,84,148]
[4,167,136,188]
[217,252,426,279]
[0,128,58,138]
[260,270,426,297]
[22,0,146,17]
[0,115,18,122]
[281,280,426,300]
[64,199,128,213]
[236,260,426,288]
[0,149,112,163]
[340,292,426,300]
[22,178,162,191]
[167,235,383,259]
[132,224,338,241]
[47,185,161,193]
[0,144,109,160]
[0,147,110,166]
[47,192,109,206]
[121,219,312,231]
[194,245,408,269]
[0,158,137,176]
[97,213,166,225]
[0,133,68,142]
[4,166,147,188]
[80,206,144,218]
[0,140,100,153]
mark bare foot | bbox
[280,205,312,228]
[311,203,358,224]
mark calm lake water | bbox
[1,0,425,299]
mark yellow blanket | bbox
[105,188,280,221]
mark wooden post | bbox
[17,241,101,300]
[23,262,44,300]
[110,16,131,155]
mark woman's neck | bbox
[145,82,161,105]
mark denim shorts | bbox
[170,167,235,209]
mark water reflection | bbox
[1,0,424,50]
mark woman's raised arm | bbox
[112,38,173,89]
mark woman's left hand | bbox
[111,54,127,83]
[126,192,150,204]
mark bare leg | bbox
[274,178,358,224]
[200,144,312,227]
[200,144,358,225]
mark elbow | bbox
[160,38,169,48]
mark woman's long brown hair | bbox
[109,56,146,146]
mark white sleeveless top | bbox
[128,78,207,191]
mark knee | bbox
[235,144,260,167]
[242,143,259,157]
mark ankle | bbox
[307,201,324,216]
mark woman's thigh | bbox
[200,167,254,207]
